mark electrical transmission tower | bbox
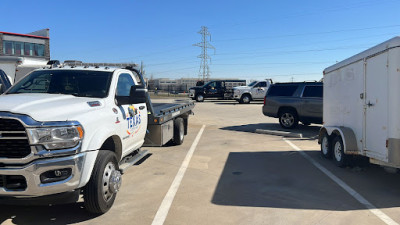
[193,26,215,81]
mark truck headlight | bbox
[27,126,84,150]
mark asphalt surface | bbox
[2,99,400,225]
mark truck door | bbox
[217,81,225,97]
[115,72,148,156]
[365,53,388,161]
[251,81,268,99]
[205,81,218,97]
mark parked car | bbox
[233,79,273,104]
[262,82,323,129]
[189,80,246,102]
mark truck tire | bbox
[173,118,185,145]
[332,135,347,167]
[278,109,298,129]
[320,132,332,158]
[196,94,204,102]
[84,150,121,214]
[239,94,251,104]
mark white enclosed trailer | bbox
[0,56,48,84]
[319,37,400,168]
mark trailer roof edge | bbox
[324,36,400,74]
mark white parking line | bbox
[283,138,398,225]
[151,125,206,225]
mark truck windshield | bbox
[202,81,212,87]
[248,81,257,86]
[7,70,113,98]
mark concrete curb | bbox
[255,129,303,138]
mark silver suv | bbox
[262,82,323,129]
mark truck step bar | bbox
[119,150,149,174]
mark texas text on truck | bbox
[189,79,246,102]
[0,63,194,214]
[319,36,400,170]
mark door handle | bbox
[139,106,145,110]
[367,101,374,107]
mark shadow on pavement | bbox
[220,123,321,139]
[0,202,97,225]
[211,151,400,210]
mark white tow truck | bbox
[233,79,272,104]
[0,63,194,214]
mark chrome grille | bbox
[0,119,25,131]
[0,119,31,158]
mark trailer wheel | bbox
[173,118,185,145]
[83,150,121,214]
[278,109,298,129]
[239,94,251,104]
[320,132,332,158]
[333,136,347,167]
[196,94,204,102]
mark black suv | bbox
[262,82,323,129]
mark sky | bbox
[2,0,400,82]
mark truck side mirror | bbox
[129,86,147,104]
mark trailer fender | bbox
[319,126,358,154]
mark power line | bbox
[213,61,335,66]
[213,24,400,42]
[211,45,371,62]
[149,66,198,75]
[193,26,215,81]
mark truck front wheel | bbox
[84,150,121,214]
[239,94,251,104]
[333,136,347,167]
[173,118,185,145]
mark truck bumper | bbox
[0,153,86,197]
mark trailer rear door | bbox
[365,52,388,161]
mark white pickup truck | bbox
[233,79,272,104]
[0,63,194,214]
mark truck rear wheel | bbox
[84,150,121,214]
[196,94,204,102]
[278,109,298,129]
[320,132,332,158]
[173,118,185,145]
[333,136,347,167]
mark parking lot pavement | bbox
[1,100,400,225]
